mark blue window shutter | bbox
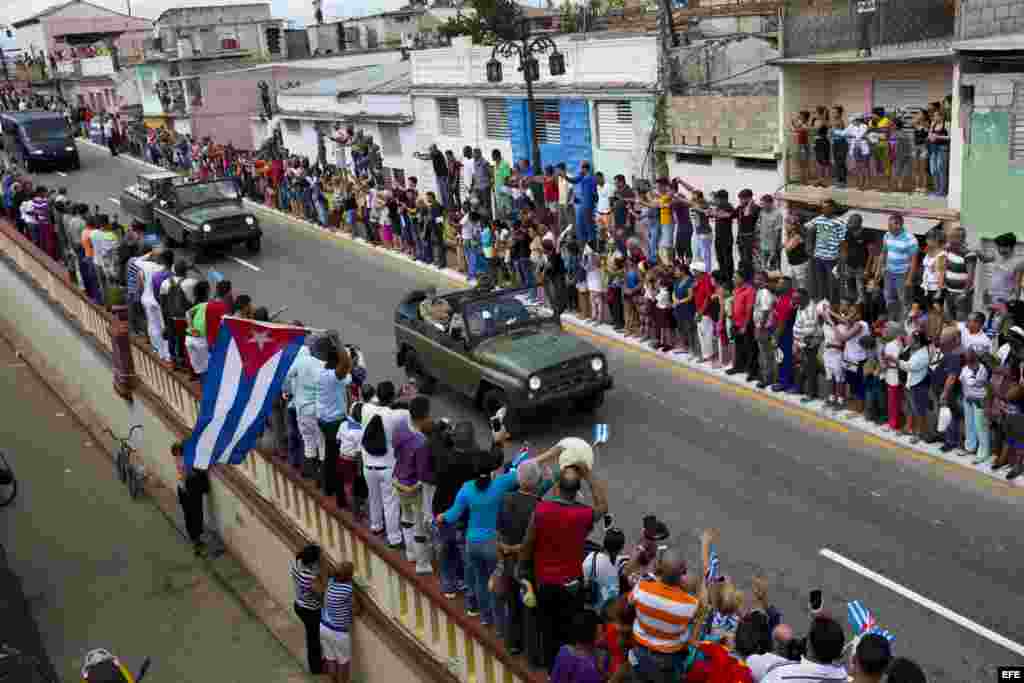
[508,98,531,166]
[559,99,593,173]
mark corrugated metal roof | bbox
[284,61,411,97]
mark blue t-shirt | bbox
[674,278,694,320]
[571,174,597,208]
[442,471,519,543]
[625,270,640,290]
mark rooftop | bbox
[12,0,144,28]
[282,61,411,97]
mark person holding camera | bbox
[519,448,609,671]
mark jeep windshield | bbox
[174,180,240,209]
[461,290,555,341]
[23,118,71,141]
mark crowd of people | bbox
[0,104,1008,683]
[789,100,953,197]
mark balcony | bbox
[13,62,51,83]
[782,0,956,60]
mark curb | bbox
[76,139,1024,492]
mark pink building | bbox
[12,0,151,113]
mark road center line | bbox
[227,256,261,272]
[820,548,1024,657]
[107,197,121,205]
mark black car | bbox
[0,111,80,172]
[154,178,262,254]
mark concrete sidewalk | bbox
[0,335,313,683]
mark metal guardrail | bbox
[782,0,955,58]
[0,219,541,683]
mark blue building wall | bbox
[507,97,593,172]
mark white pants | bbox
[364,461,401,545]
[697,316,715,361]
[143,300,169,361]
[185,336,209,374]
[421,482,436,528]
[297,414,324,462]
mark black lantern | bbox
[522,56,539,82]
[486,57,503,83]
[548,50,565,77]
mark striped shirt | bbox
[291,559,322,611]
[808,216,846,260]
[126,258,142,303]
[883,229,919,276]
[321,578,354,632]
[944,249,973,294]
[628,580,699,653]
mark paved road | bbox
[22,143,1024,681]
[0,336,310,683]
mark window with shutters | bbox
[484,99,509,140]
[437,97,460,137]
[379,123,402,157]
[534,101,560,145]
[284,119,300,133]
[1012,83,1024,165]
[596,101,634,151]
[873,79,931,119]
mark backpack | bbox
[361,412,388,457]
[161,277,190,320]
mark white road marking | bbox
[227,256,261,272]
[820,548,1024,657]
[57,171,68,177]
[107,197,121,205]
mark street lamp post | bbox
[484,0,565,175]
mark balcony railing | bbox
[782,0,955,59]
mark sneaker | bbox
[466,608,480,618]
[973,452,992,465]
[800,396,815,404]
[940,444,956,453]
[756,381,769,389]
[724,367,743,375]
[1006,466,1021,481]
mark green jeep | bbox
[395,285,612,432]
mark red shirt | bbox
[205,299,230,348]
[732,284,755,331]
[544,178,558,203]
[532,500,594,585]
[772,289,795,330]
[693,274,715,315]
[599,623,627,675]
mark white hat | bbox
[557,437,595,472]
[691,261,706,272]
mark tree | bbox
[438,0,529,44]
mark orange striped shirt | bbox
[628,580,699,653]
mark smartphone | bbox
[809,589,823,612]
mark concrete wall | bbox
[667,153,781,204]
[592,97,656,185]
[959,71,1024,240]
[0,241,440,683]
[665,94,778,152]
[958,0,1024,40]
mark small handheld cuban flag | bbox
[184,317,307,471]
[847,600,895,644]
[705,543,721,582]
[593,423,609,446]
[509,443,531,471]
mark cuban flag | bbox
[184,317,307,470]
[847,600,896,644]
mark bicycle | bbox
[0,450,16,508]
[104,425,147,499]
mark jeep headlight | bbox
[32,149,43,155]
[202,223,212,233]
[528,376,542,391]
[591,357,604,372]
[245,216,255,226]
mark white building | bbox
[408,33,659,198]
[265,61,416,183]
